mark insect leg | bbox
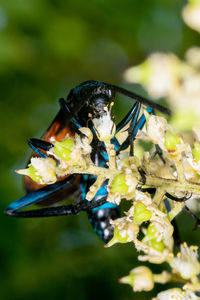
[151,144,165,164]
[109,101,140,153]
[115,101,139,133]
[5,197,107,218]
[137,187,155,193]
[137,187,192,203]
[128,103,142,156]
[116,102,144,154]
[166,192,192,202]
[116,105,165,165]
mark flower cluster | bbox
[16,106,200,298]
[15,3,200,297]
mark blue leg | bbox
[128,103,142,155]
[116,106,165,161]
[116,102,144,154]
[107,102,142,154]
[116,102,140,133]
[109,102,140,152]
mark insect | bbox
[5,80,171,243]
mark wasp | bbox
[5,80,171,243]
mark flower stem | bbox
[145,175,200,194]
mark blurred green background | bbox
[1,0,200,299]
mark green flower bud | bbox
[54,139,74,161]
[105,222,139,248]
[110,174,129,194]
[142,224,157,242]
[146,224,157,239]
[164,131,181,153]
[143,224,165,252]
[147,239,165,252]
[16,165,42,183]
[192,142,200,162]
[133,202,152,224]
[120,273,135,286]
[105,227,129,247]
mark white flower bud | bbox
[92,111,116,142]
[119,266,154,292]
[31,157,57,184]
